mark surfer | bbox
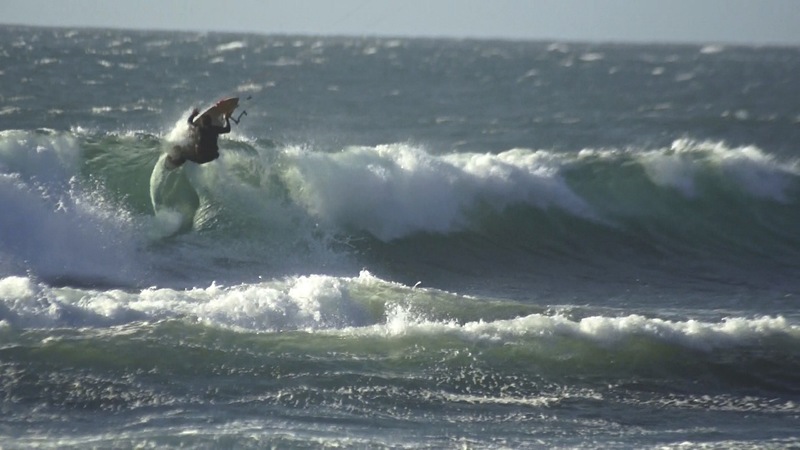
[166,108,231,168]
[187,107,231,163]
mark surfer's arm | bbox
[187,108,200,127]
[218,117,231,134]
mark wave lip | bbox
[637,138,799,201]
[279,139,800,243]
[283,143,595,241]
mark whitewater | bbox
[1,26,799,448]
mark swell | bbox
[2,128,799,287]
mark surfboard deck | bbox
[192,97,239,127]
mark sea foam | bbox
[0,130,141,283]
[2,272,796,355]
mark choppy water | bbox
[1,26,799,448]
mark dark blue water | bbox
[1,26,799,448]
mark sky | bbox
[2,0,800,46]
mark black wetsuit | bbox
[165,110,231,169]
[187,111,231,164]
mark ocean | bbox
[1,25,799,448]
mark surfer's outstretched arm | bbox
[187,108,200,127]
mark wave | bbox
[286,138,800,238]
[2,127,799,287]
[4,269,796,338]
[277,138,800,283]
[2,272,798,395]
[0,128,351,285]
[282,143,599,240]
[0,129,144,284]
[2,270,798,350]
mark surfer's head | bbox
[202,115,212,127]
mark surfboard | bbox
[192,97,239,127]
[151,153,201,235]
